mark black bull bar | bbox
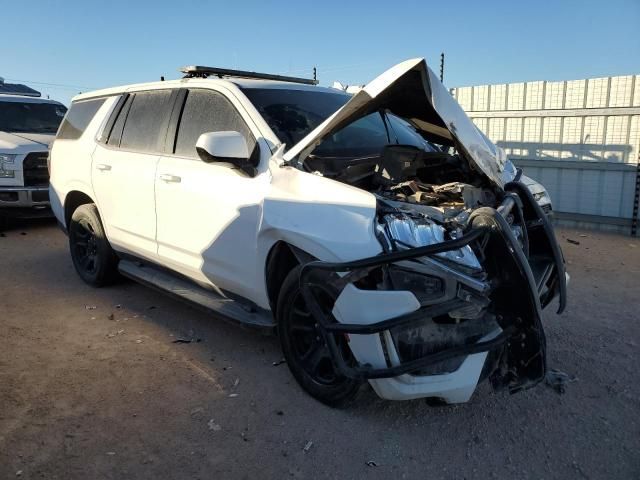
[298,181,567,389]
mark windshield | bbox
[241,87,436,157]
[0,101,67,134]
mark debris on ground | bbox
[303,441,313,452]
[115,304,122,309]
[272,358,286,366]
[135,339,143,344]
[545,368,578,394]
[566,238,580,245]
[85,305,97,310]
[275,410,284,416]
[171,337,202,344]
[232,378,240,388]
[207,419,222,432]
[229,393,239,398]
[366,461,378,467]
[190,407,204,417]
[106,451,116,455]
[579,234,588,238]
[107,314,114,321]
[15,470,23,476]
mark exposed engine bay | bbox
[307,144,499,219]
[301,142,567,394]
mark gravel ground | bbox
[0,219,638,479]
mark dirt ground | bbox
[0,219,638,480]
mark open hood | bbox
[283,58,506,188]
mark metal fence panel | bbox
[451,74,640,234]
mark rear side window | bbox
[107,95,133,147]
[119,90,173,153]
[57,98,105,140]
[174,89,256,158]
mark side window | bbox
[57,98,105,140]
[106,95,133,147]
[119,90,173,153]
[174,89,256,159]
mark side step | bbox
[118,260,275,333]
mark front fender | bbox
[260,167,382,263]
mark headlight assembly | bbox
[0,154,17,178]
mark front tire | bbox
[277,265,363,407]
[68,203,119,287]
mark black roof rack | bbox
[180,66,318,85]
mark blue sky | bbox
[4,0,639,105]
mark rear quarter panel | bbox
[49,97,120,227]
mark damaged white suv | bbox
[50,59,567,406]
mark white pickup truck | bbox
[0,79,67,226]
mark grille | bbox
[23,152,50,187]
[541,204,553,214]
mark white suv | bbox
[0,82,67,223]
[50,59,567,406]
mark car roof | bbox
[0,94,65,105]
[73,77,345,102]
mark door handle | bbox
[159,174,181,183]
[96,163,112,171]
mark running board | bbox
[118,260,275,332]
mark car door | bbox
[92,89,175,259]
[155,88,270,301]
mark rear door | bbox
[155,87,269,301]
[92,89,175,259]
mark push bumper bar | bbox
[299,181,567,390]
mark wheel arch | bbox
[265,241,316,316]
[64,190,96,228]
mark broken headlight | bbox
[380,212,482,271]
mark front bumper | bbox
[0,186,51,218]
[299,181,567,402]
[0,186,51,214]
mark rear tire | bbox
[277,265,363,407]
[68,203,119,287]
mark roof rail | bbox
[180,66,318,85]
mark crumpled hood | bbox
[283,58,506,187]
[0,131,54,152]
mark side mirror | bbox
[196,131,257,176]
